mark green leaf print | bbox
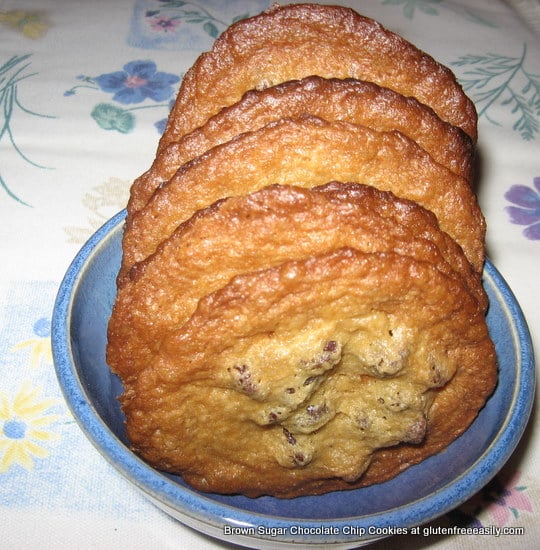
[203,20,219,38]
[382,0,441,19]
[0,54,55,206]
[91,103,135,133]
[452,45,540,140]
[382,0,496,27]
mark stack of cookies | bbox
[107,3,497,498]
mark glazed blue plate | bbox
[52,210,535,549]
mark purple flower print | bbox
[447,470,532,529]
[477,471,532,527]
[94,60,180,105]
[148,16,181,33]
[505,176,540,240]
[488,475,532,527]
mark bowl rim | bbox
[52,210,536,544]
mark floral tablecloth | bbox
[0,1,538,549]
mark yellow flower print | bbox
[10,318,52,368]
[0,381,61,473]
[63,177,130,244]
[0,10,49,39]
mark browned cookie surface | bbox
[120,249,496,497]
[120,116,485,283]
[158,2,477,154]
[108,183,486,380]
[129,77,474,216]
[107,2,493,501]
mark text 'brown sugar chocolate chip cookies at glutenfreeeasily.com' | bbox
[107,3,497,498]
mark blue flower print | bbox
[504,176,540,240]
[64,61,180,134]
[33,317,50,338]
[154,99,175,135]
[94,60,180,104]
[10,317,52,368]
[155,116,168,135]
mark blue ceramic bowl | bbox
[52,210,535,549]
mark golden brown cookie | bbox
[107,1,494,501]
[120,116,485,284]
[158,3,477,155]
[108,183,487,380]
[120,248,496,497]
[128,76,474,216]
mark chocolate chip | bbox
[306,404,328,419]
[293,452,306,465]
[303,376,318,386]
[430,363,446,387]
[301,341,342,371]
[229,364,258,394]
[323,340,338,352]
[283,427,296,445]
[405,415,427,444]
[356,414,371,431]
